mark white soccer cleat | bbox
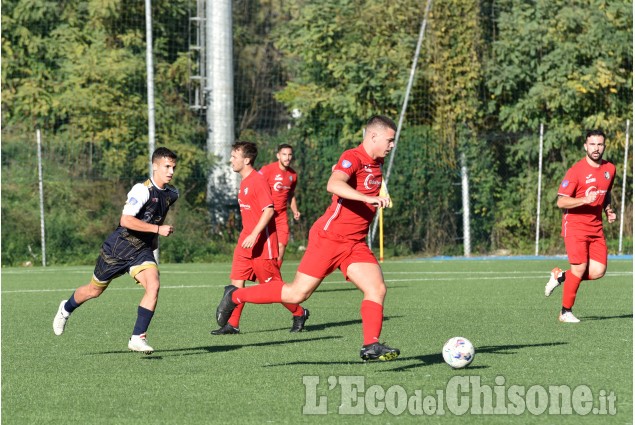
[558,311,580,323]
[128,333,154,354]
[53,300,70,336]
[545,267,563,297]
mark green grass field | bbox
[2,258,632,424]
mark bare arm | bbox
[556,192,597,209]
[242,206,275,249]
[120,215,174,237]
[326,171,391,208]
[290,195,301,220]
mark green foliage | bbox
[1,0,632,264]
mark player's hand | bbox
[367,196,392,208]
[584,191,598,204]
[158,225,174,236]
[242,234,257,249]
[293,211,301,220]
[606,210,617,223]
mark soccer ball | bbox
[442,337,475,369]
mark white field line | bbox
[2,271,631,294]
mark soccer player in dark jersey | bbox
[215,116,400,361]
[544,130,617,323]
[210,141,309,335]
[52,147,179,354]
[259,144,301,267]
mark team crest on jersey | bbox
[342,160,352,168]
[244,187,249,195]
[561,180,569,188]
[604,171,610,179]
[289,176,293,182]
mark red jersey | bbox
[258,162,298,216]
[557,158,615,237]
[236,170,279,259]
[313,144,383,241]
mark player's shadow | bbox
[250,315,403,334]
[315,284,408,293]
[581,313,632,321]
[86,335,342,360]
[383,341,568,372]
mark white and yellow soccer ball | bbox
[442,337,475,369]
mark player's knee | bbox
[588,269,606,280]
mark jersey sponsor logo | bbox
[342,159,352,169]
[364,174,382,190]
[585,177,596,184]
[561,180,569,188]
[273,182,291,192]
[237,198,251,210]
[604,171,610,179]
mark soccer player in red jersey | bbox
[544,130,617,323]
[215,116,400,361]
[211,141,309,335]
[259,144,301,267]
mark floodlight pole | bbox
[145,0,158,262]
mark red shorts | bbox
[230,255,282,283]
[563,234,607,266]
[297,227,378,280]
[275,214,289,245]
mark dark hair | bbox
[277,143,293,152]
[585,129,606,141]
[152,147,177,163]
[366,115,397,132]
[232,141,258,165]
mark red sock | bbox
[233,281,284,304]
[228,303,245,328]
[282,303,303,316]
[562,270,582,309]
[361,300,383,346]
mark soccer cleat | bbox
[128,333,154,354]
[558,311,580,323]
[210,323,240,335]
[53,300,70,336]
[545,267,563,297]
[360,342,400,362]
[216,285,238,327]
[290,308,310,333]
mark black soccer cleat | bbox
[210,323,240,335]
[290,308,310,333]
[360,342,400,362]
[216,285,238,327]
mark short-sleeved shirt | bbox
[558,158,615,237]
[236,170,279,260]
[259,162,298,216]
[313,144,383,241]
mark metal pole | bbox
[618,120,630,255]
[535,123,544,256]
[461,152,471,257]
[36,129,46,267]
[145,0,158,262]
[145,0,156,175]
[370,0,433,245]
